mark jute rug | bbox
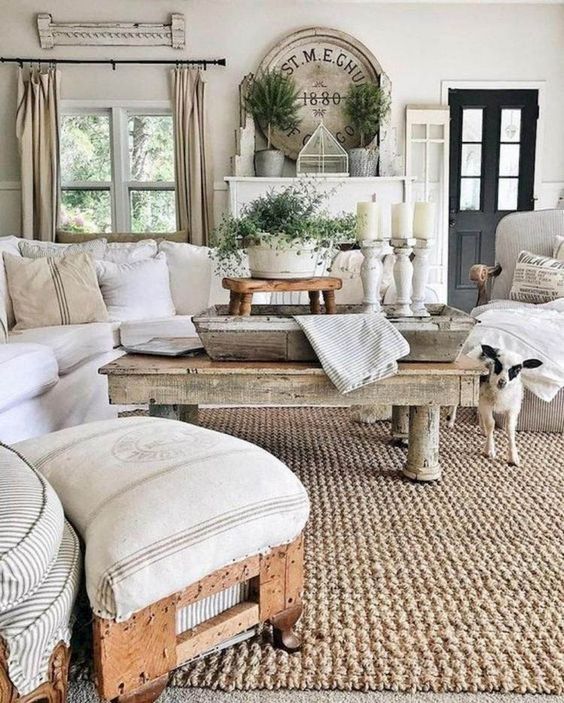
[72,408,564,694]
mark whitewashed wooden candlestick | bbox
[391,238,416,317]
[360,240,389,314]
[411,238,435,316]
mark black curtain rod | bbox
[0,56,226,69]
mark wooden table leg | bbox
[391,406,409,447]
[322,289,336,314]
[228,291,241,315]
[239,293,253,316]
[403,406,441,481]
[149,403,199,425]
[308,290,321,314]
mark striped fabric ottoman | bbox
[15,417,310,703]
[0,444,81,703]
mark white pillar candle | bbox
[356,202,381,241]
[391,203,413,239]
[413,202,436,240]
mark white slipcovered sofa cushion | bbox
[119,315,197,347]
[15,417,310,621]
[9,323,118,375]
[0,344,59,413]
[0,521,81,695]
[0,444,65,611]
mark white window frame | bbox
[59,100,175,233]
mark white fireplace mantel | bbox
[225,176,414,239]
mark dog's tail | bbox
[446,405,457,429]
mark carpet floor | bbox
[73,408,564,695]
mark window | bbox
[497,108,521,211]
[60,105,176,234]
[459,108,483,211]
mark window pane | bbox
[498,178,518,210]
[460,178,481,211]
[461,144,482,176]
[500,108,521,142]
[60,190,111,233]
[411,124,426,139]
[429,124,444,140]
[499,144,520,176]
[130,190,176,233]
[462,109,483,142]
[129,115,174,181]
[60,114,111,182]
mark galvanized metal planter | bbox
[193,304,476,363]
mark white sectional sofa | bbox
[0,236,368,444]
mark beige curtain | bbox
[16,68,61,241]
[171,68,213,246]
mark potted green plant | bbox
[212,182,356,279]
[245,70,301,177]
[343,83,390,177]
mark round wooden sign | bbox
[257,27,387,160]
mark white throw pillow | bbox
[509,250,564,304]
[553,235,564,261]
[104,240,158,264]
[158,241,213,315]
[19,238,107,260]
[96,253,176,322]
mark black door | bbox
[448,89,538,311]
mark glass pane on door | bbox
[500,109,521,142]
[462,109,483,142]
[499,144,520,176]
[460,178,481,210]
[498,178,518,210]
[461,144,482,176]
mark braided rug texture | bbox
[167,407,564,694]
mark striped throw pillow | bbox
[509,250,564,304]
[553,234,564,261]
[0,444,65,611]
[3,253,108,330]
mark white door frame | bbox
[440,80,545,207]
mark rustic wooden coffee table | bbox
[100,354,484,482]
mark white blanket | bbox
[464,299,564,401]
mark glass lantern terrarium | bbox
[296,123,349,177]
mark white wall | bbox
[0,0,563,234]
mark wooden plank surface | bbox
[101,353,484,377]
[222,277,342,293]
[176,602,259,664]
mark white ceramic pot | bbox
[246,239,320,279]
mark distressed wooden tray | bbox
[193,304,476,363]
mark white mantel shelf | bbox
[225,176,415,239]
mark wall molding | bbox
[37,13,185,49]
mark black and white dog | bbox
[448,344,542,466]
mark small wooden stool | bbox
[222,276,342,316]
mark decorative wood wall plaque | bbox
[36,13,185,49]
[256,27,391,161]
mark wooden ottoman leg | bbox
[239,293,253,316]
[322,289,336,314]
[308,290,321,314]
[256,535,304,653]
[391,406,410,447]
[92,598,176,703]
[149,403,198,425]
[228,291,241,316]
[403,405,441,482]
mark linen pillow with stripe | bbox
[0,520,81,695]
[553,235,564,261]
[3,253,108,330]
[15,417,310,621]
[0,444,64,612]
[509,250,564,304]
[19,238,107,260]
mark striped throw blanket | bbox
[294,314,410,394]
